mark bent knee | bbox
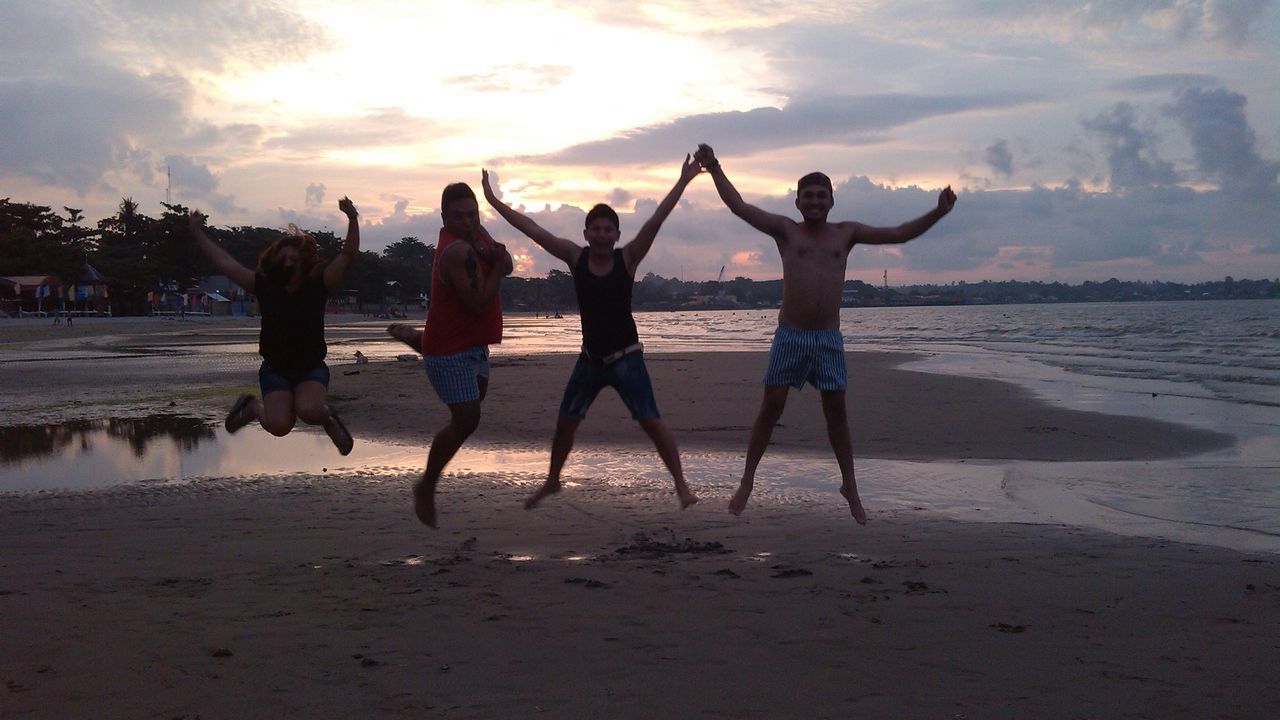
[296,405,329,426]
[263,422,294,437]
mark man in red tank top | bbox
[388,182,512,527]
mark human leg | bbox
[526,416,580,509]
[638,417,698,508]
[415,399,481,527]
[730,384,789,515]
[526,355,604,509]
[820,389,866,524]
[386,323,423,352]
[416,346,491,527]
[259,390,297,436]
[294,377,353,455]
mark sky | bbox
[2,0,1278,285]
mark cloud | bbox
[1082,102,1180,190]
[1110,74,1222,94]
[165,154,240,213]
[262,108,437,154]
[507,93,1041,167]
[1167,86,1280,199]
[985,140,1014,177]
[0,73,190,192]
[928,0,1276,46]
[0,0,324,201]
[607,188,634,209]
[443,64,574,93]
[305,183,326,208]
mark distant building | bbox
[1,275,64,316]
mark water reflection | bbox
[0,416,214,464]
[0,418,422,492]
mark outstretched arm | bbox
[850,186,957,245]
[696,144,791,240]
[323,197,361,289]
[622,154,700,275]
[481,169,580,267]
[189,211,256,292]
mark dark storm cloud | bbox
[1167,86,1280,199]
[985,140,1014,177]
[1082,102,1180,190]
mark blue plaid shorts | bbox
[762,325,847,390]
[423,345,490,405]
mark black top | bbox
[254,271,328,377]
[572,249,639,357]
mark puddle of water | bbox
[0,416,425,492]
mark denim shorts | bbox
[762,325,847,390]
[423,344,490,405]
[259,361,330,396]
[559,351,660,420]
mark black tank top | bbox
[255,271,328,377]
[572,248,639,357]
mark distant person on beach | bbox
[188,197,361,456]
[387,182,513,528]
[696,144,956,523]
[481,157,701,510]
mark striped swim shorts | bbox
[762,325,847,391]
[423,344,490,405]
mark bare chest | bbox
[781,234,850,270]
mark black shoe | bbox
[224,394,255,433]
[327,411,354,456]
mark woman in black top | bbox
[189,197,360,454]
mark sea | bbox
[2,299,1277,553]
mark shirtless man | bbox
[696,144,957,523]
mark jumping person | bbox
[188,198,360,455]
[481,157,701,510]
[395,182,513,528]
[696,144,956,523]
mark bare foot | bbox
[524,479,561,509]
[678,490,699,509]
[728,483,752,516]
[840,485,868,525]
[413,477,437,528]
[387,323,423,352]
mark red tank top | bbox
[422,229,503,355]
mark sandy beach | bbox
[1,317,1276,718]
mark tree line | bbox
[2,197,1275,316]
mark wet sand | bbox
[1,317,1275,718]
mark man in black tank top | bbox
[481,155,705,510]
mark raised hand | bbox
[937,186,957,214]
[679,153,700,182]
[188,210,207,232]
[481,168,498,202]
[694,143,718,170]
[338,196,358,219]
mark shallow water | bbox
[2,415,1276,554]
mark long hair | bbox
[256,224,320,276]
